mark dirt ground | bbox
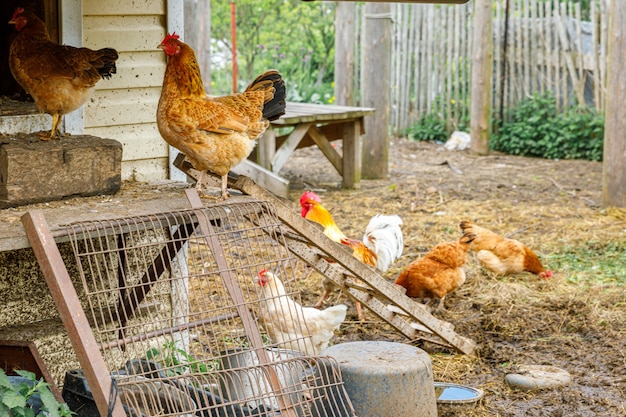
[279,138,626,417]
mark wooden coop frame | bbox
[22,168,475,417]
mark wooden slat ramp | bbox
[174,155,476,354]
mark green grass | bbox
[546,241,626,285]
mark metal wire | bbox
[63,200,356,417]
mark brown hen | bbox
[8,7,118,140]
[394,232,476,310]
[156,33,286,199]
[459,220,552,278]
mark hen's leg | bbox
[435,296,446,311]
[220,174,230,200]
[39,113,61,141]
[355,301,365,321]
[195,171,205,193]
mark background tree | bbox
[210,0,336,103]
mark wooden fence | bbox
[368,0,610,135]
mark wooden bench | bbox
[254,102,375,190]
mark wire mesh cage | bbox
[60,199,356,417]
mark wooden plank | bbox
[271,123,311,173]
[174,154,289,199]
[308,125,343,174]
[21,211,127,417]
[341,121,360,189]
[271,103,375,126]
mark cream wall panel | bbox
[86,124,168,161]
[85,26,165,52]
[84,1,165,15]
[94,52,164,90]
[122,158,169,182]
[84,88,162,127]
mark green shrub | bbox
[492,94,604,161]
[404,113,448,142]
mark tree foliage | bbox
[210,0,336,103]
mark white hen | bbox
[256,269,347,356]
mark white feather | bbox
[362,214,404,272]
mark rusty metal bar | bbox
[184,189,299,417]
[99,311,239,350]
[115,220,198,342]
[21,210,126,417]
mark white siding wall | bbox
[81,0,169,181]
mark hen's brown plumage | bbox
[395,232,476,310]
[8,7,118,140]
[459,220,552,278]
[156,33,286,199]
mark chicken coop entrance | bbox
[21,175,475,417]
[0,0,58,100]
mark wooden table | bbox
[256,102,375,189]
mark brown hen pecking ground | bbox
[280,138,626,417]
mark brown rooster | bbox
[8,7,118,140]
[394,232,476,310]
[157,33,286,199]
[459,220,552,278]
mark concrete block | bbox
[0,134,122,208]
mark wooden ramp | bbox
[175,155,476,355]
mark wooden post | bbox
[334,2,356,106]
[470,0,493,155]
[602,0,626,207]
[362,2,391,179]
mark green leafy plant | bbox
[0,369,73,417]
[492,94,604,161]
[404,113,449,142]
[145,341,215,376]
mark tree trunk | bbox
[362,2,391,180]
[470,0,493,155]
[602,0,626,207]
[334,2,355,106]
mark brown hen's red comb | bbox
[162,32,180,43]
[12,7,25,19]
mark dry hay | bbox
[279,138,626,417]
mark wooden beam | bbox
[470,0,493,155]
[603,0,626,207]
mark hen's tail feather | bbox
[246,70,286,121]
[96,48,119,79]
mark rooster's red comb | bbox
[300,191,321,205]
[259,269,269,276]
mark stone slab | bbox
[0,134,122,208]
